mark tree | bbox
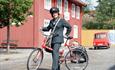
[96,0,115,26]
[0,0,32,53]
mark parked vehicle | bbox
[93,32,110,49]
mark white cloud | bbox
[92,0,98,6]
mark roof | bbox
[69,0,87,6]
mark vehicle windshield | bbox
[95,33,106,39]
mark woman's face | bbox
[52,13,59,19]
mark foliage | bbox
[0,0,33,28]
[83,21,114,29]
[83,0,115,29]
[96,0,115,22]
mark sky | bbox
[91,0,98,6]
[86,0,99,10]
[81,0,98,6]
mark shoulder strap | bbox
[51,18,61,33]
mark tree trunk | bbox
[6,1,11,53]
[6,24,10,53]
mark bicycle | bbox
[27,34,89,70]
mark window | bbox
[44,0,52,10]
[64,0,69,20]
[62,27,69,45]
[73,25,78,38]
[71,4,75,18]
[43,19,51,35]
[95,34,106,39]
[76,6,80,19]
[64,0,68,12]
[57,0,62,13]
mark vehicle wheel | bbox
[27,48,43,70]
[107,46,110,49]
[65,50,88,70]
[107,44,110,49]
[94,46,97,50]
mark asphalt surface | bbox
[0,46,115,70]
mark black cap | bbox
[50,7,59,15]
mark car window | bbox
[95,34,106,39]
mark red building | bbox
[0,0,86,48]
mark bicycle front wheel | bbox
[27,48,43,70]
[65,50,88,70]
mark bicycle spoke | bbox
[31,52,41,69]
[27,48,43,70]
[65,50,88,70]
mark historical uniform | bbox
[42,7,71,70]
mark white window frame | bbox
[44,0,52,10]
[64,0,68,12]
[73,25,79,38]
[62,27,70,46]
[76,6,80,19]
[71,4,75,18]
[57,0,62,13]
[64,12,70,20]
[43,19,51,36]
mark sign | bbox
[108,30,115,44]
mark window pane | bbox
[43,19,51,35]
[73,25,78,38]
[57,0,62,13]
[64,0,68,12]
[76,6,80,19]
[71,4,75,18]
[44,0,52,10]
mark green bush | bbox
[82,21,114,29]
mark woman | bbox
[42,7,72,70]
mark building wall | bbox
[36,0,84,47]
[0,16,34,48]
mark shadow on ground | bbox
[38,68,50,70]
[0,50,20,54]
[89,47,109,50]
[108,65,115,70]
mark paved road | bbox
[0,47,115,70]
[86,47,115,70]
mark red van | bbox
[93,32,110,49]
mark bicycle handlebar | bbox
[64,36,73,40]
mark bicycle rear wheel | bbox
[27,48,43,70]
[65,50,88,70]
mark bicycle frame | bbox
[41,35,53,51]
[41,33,81,61]
[41,34,77,52]
[41,30,75,51]
[27,35,88,70]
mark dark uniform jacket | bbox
[42,18,72,44]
